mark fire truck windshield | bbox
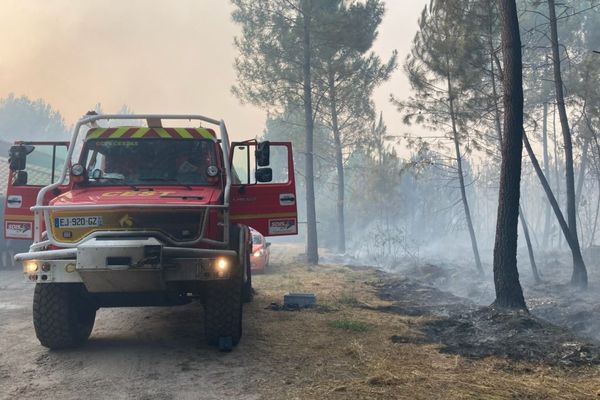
[81,139,218,186]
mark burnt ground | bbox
[364,251,600,367]
[371,275,600,366]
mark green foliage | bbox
[317,0,397,142]
[393,0,487,137]
[231,0,320,110]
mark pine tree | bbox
[394,0,486,274]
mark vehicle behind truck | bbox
[6,113,298,351]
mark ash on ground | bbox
[372,270,600,366]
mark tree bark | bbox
[493,0,527,310]
[552,105,563,248]
[302,0,319,264]
[547,0,587,287]
[575,137,589,211]
[327,64,346,254]
[542,103,552,248]
[523,132,588,274]
[519,207,541,283]
[446,72,483,275]
[489,31,539,282]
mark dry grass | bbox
[241,245,600,399]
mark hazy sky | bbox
[0,0,427,141]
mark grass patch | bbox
[328,319,371,332]
[338,292,361,307]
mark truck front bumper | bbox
[17,238,237,293]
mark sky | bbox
[0,0,428,142]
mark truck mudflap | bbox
[18,238,238,293]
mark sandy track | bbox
[0,269,261,400]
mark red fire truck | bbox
[5,113,297,351]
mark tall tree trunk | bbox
[589,179,600,247]
[489,33,539,281]
[493,0,527,310]
[446,72,483,274]
[542,103,552,248]
[575,137,589,242]
[302,0,319,264]
[551,105,563,247]
[575,137,589,210]
[547,0,587,287]
[327,65,346,254]
[587,115,600,246]
[523,131,588,277]
[519,208,541,283]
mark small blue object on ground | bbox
[283,293,316,308]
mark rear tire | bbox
[33,283,97,349]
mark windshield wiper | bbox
[89,176,139,191]
[138,177,193,190]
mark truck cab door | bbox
[4,141,69,240]
[229,141,298,237]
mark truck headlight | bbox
[216,257,228,271]
[214,257,229,278]
[25,261,38,273]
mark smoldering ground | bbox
[319,240,600,367]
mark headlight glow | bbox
[216,257,228,271]
[25,261,38,273]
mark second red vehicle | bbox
[250,228,270,273]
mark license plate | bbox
[54,216,103,228]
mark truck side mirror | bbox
[256,141,270,167]
[8,145,33,171]
[12,170,28,186]
[255,167,272,183]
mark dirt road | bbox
[2,247,599,399]
[0,268,265,400]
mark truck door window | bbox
[53,145,69,183]
[264,145,289,184]
[232,144,290,185]
[17,144,69,186]
[232,145,251,184]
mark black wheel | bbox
[203,225,244,350]
[33,283,97,349]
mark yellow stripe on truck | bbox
[87,128,107,139]
[175,128,192,138]
[230,212,297,220]
[131,127,150,138]
[4,214,34,221]
[110,127,130,138]
[154,128,171,138]
[197,128,215,139]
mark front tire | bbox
[33,283,97,349]
[204,276,243,350]
[203,225,245,350]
